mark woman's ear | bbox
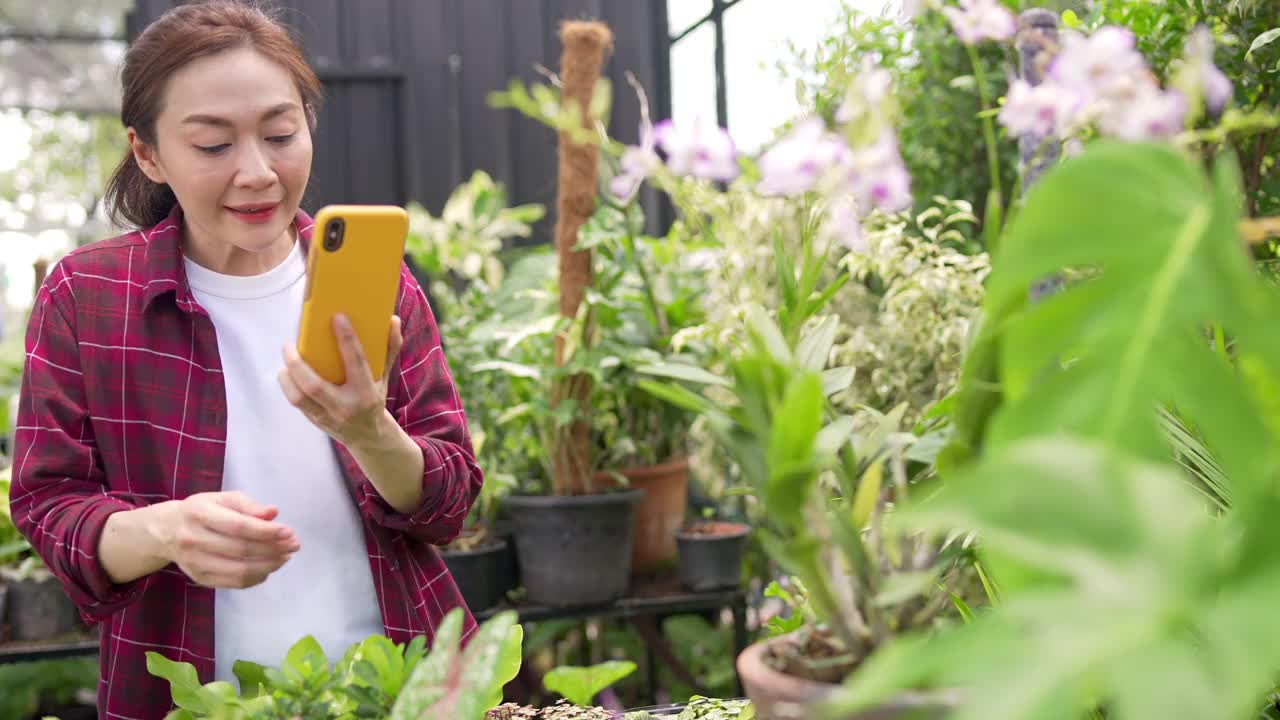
[128,127,167,185]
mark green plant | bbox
[573,204,713,471]
[443,250,559,498]
[404,169,545,320]
[1089,0,1280,216]
[780,2,1018,235]
[0,657,98,719]
[147,608,523,720]
[640,303,971,681]
[486,79,716,484]
[389,609,523,720]
[0,464,39,576]
[673,696,755,720]
[541,660,636,707]
[822,139,1280,719]
[656,615,739,701]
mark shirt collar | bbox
[139,204,316,313]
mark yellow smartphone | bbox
[297,204,408,385]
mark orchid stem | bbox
[968,43,1005,237]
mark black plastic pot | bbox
[504,489,644,607]
[4,571,79,641]
[442,538,514,613]
[0,583,8,642]
[676,522,750,592]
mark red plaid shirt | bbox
[9,207,481,720]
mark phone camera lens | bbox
[324,218,344,252]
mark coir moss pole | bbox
[551,21,612,496]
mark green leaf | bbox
[873,569,941,607]
[543,660,638,707]
[232,660,270,698]
[1247,28,1280,59]
[821,366,856,396]
[494,623,524,690]
[282,635,330,686]
[949,591,976,623]
[815,415,856,458]
[1061,8,1081,27]
[145,652,224,714]
[987,143,1257,461]
[636,362,730,386]
[796,315,839,371]
[765,372,824,526]
[745,304,792,363]
[851,459,883,529]
[389,609,464,720]
[456,611,521,719]
[472,360,542,379]
[637,379,714,415]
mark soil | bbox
[678,521,747,537]
[762,626,859,685]
[486,699,614,719]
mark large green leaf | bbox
[543,660,638,707]
[829,438,1276,720]
[981,143,1276,475]
[146,653,223,714]
[636,362,730,386]
[390,610,464,720]
[832,143,1280,720]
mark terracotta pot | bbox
[592,457,689,575]
[737,635,952,720]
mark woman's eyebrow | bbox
[181,102,301,126]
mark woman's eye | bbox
[267,133,296,145]
[195,143,230,155]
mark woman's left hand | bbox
[278,314,404,451]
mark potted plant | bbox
[0,466,82,644]
[405,164,548,614]
[149,607,525,720]
[575,201,713,577]
[608,48,976,715]
[811,7,1280,717]
[479,20,646,609]
[673,507,750,593]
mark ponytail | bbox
[103,149,177,230]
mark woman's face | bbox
[131,46,313,274]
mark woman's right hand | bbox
[161,491,300,589]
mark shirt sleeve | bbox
[9,264,150,623]
[345,267,483,545]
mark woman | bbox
[8,3,482,718]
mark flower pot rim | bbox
[593,455,691,481]
[503,487,646,508]
[737,634,960,716]
[440,537,508,558]
[676,521,751,540]
[737,634,842,701]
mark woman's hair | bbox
[103,0,323,229]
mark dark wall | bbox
[125,0,673,244]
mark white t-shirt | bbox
[183,241,383,685]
